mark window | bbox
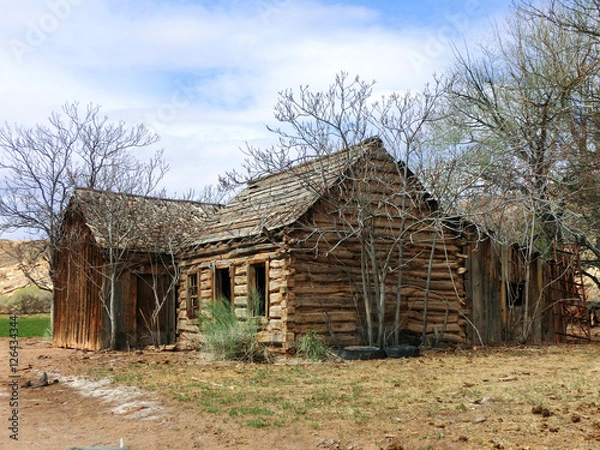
[507,282,525,307]
[187,273,199,318]
[248,262,268,317]
[214,267,232,304]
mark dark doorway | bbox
[136,274,174,346]
[215,267,232,304]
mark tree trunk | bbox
[361,239,374,346]
[109,273,117,350]
[394,241,404,345]
[421,232,438,347]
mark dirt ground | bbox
[4,338,600,450]
[2,338,324,450]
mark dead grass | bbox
[63,344,600,449]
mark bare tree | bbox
[222,73,463,348]
[437,2,600,340]
[519,0,600,40]
[518,0,600,284]
[0,102,166,290]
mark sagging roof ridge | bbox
[72,187,225,210]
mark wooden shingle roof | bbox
[190,137,387,245]
[70,188,222,252]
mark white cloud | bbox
[0,0,511,205]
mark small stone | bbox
[532,405,551,417]
[473,417,486,424]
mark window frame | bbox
[186,271,199,318]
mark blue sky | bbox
[0,0,513,215]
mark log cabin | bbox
[54,138,587,352]
[176,138,488,353]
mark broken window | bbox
[214,267,232,304]
[248,262,268,317]
[187,272,199,318]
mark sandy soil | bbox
[7,337,414,450]
[1,338,327,450]
[4,338,600,450]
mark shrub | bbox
[296,330,332,361]
[2,287,52,314]
[197,299,263,361]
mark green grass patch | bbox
[0,314,51,337]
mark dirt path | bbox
[0,339,329,450]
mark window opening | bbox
[507,282,525,307]
[248,262,267,317]
[215,267,231,304]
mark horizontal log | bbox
[293,322,357,334]
[233,285,247,296]
[400,287,465,299]
[178,323,201,333]
[268,268,289,280]
[256,331,294,344]
[294,263,362,276]
[404,300,466,311]
[268,258,289,269]
[402,311,459,324]
[294,311,357,325]
[233,296,248,307]
[401,279,464,292]
[268,292,284,304]
[268,280,281,292]
[266,319,283,331]
[404,261,460,270]
[401,270,460,281]
[269,306,282,319]
[294,273,354,284]
[294,286,355,296]
[295,298,356,309]
[405,323,466,335]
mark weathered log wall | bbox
[399,231,469,346]
[286,173,471,348]
[177,243,295,353]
